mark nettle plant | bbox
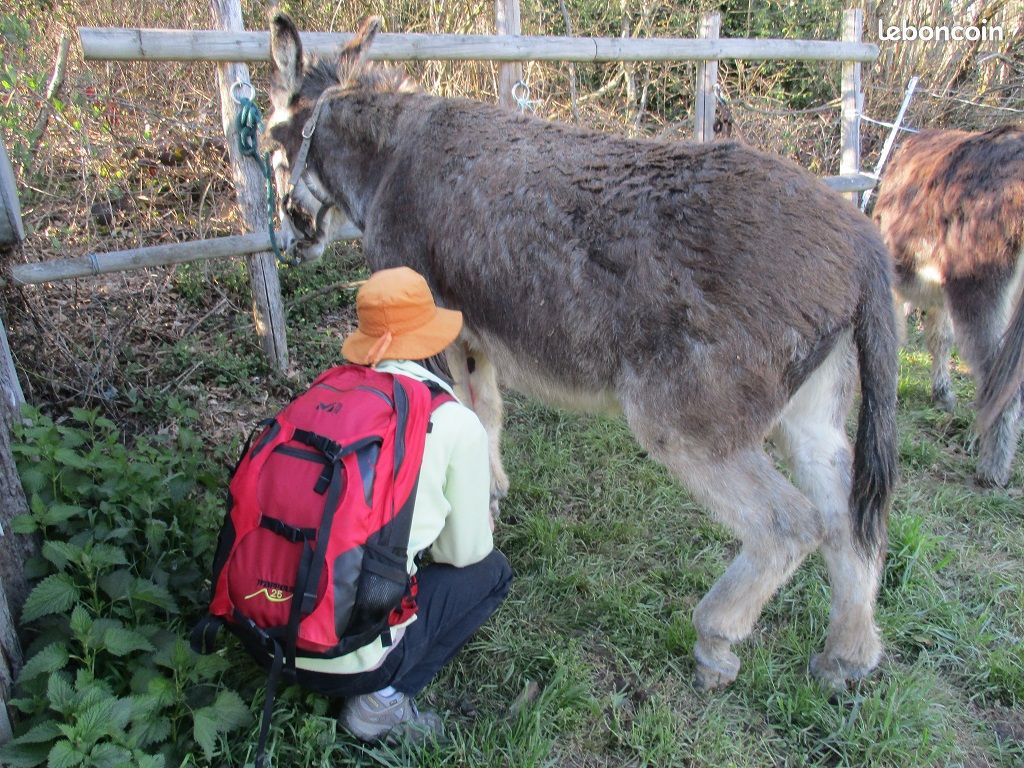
[0,406,252,768]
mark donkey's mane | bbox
[304,58,340,93]
[302,56,418,99]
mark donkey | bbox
[874,126,1024,487]
[265,13,898,691]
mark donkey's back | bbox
[382,94,884,447]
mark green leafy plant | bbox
[0,407,251,768]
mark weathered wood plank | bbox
[494,0,524,110]
[840,8,864,205]
[79,28,879,64]
[0,141,24,247]
[10,228,361,285]
[822,172,876,193]
[693,13,721,143]
[0,580,18,744]
[0,316,29,746]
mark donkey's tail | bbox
[850,247,899,557]
[976,274,1024,433]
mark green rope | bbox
[234,95,300,267]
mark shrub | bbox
[0,406,250,768]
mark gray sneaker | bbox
[339,691,444,744]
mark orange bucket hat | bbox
[342,267,463,366]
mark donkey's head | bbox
[266,12,417,262]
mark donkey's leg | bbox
[893,292,912,348]
[772,336,883,689]
[947,281,1023,486]
[687,452,823,690]
[626,409,824,689]
[445,341,510,504]
[923,306,956,412]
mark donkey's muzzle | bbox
[282,192,318,243]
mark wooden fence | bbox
[16,4,878,372]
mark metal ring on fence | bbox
[230,80,256,105]
[512,80,530,102]
[512,80,538,113]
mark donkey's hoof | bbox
[490,472,510,501]
[974,467,1009,489]
[931,389,955,413]
[809,653,875,691]
[693,643,740,691]
[694,656,740,691]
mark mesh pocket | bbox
[347,546,408,635]
[356,571,405,614]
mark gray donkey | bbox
[265,14,898,691]
[874,126,1024,487]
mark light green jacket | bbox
[295,359,493,675]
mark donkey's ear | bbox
[338,16,382,82]
[269,12,304,94]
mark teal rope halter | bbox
[232,85,301,267]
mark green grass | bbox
[205,306,1021,767]
[8,275,1024,767]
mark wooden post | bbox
[0,316,30,745]
[840,8,863,204]
[0,141,24,247]
[693,12,721,143]
[210,0,289,373]
[494,0,523,109]
[0,582,17,743]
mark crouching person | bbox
[193,265,510,763]
[331,266,512,743]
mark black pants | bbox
[310,549,513,698]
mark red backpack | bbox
[191,364,452,766]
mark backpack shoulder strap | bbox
[422,378,456,408]
[422,380,455,433]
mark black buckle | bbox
[260,515,317,543]
[294,429,343,462]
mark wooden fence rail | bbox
[8,166,876,287]
[9,227,360,286]
[78,28,879,64]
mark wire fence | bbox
[863,81,1024,115]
